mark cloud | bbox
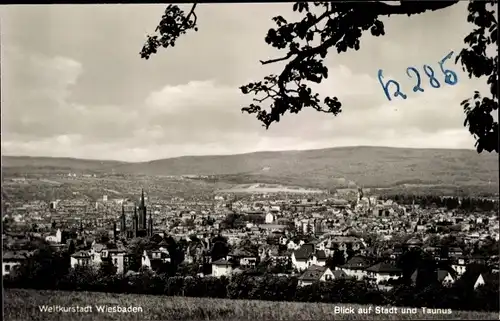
[2,48,83,139]
[0,4,486,161]
[1,47,477,161]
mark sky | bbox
[0,2,493,162]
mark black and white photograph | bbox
[1,1,499,320]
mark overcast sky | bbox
[0,2,492,161]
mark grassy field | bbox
[5,289,499,320]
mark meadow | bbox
[5,288,499,321]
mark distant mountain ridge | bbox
[2,146,499,191]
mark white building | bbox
[337,256,372,280]
[291,245,326,272]
[142,249,170,268]
[45,229,62,244]
[451,258,467,276]
[212,259,233,277]
[3,251,30,276]
[473,274,486,288]
[70,251,91,268]
[298,265,335,287]
[365,262,402,284]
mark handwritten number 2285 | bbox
[378,51,458,101]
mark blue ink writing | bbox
[439,51,458,85]
[423,65,440,88]
[406,67,424,93]
[378,51,459,101]
[377,69,407,101]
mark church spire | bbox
[148,209,153,237]
[120,202,126,235]
[139,189,147,230]
[133,204,138,237]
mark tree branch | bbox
[260,54,293,65]
[373,0,459,16]
[185,3,198,26]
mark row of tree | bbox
[5,263,498,313]
[380,194,498,212]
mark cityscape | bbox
[2,1,499,321]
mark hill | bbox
[1,156,126,172]
[4,289,498,321]
[2,146,499,193]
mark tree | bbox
[211,240,230,262]
[96,229,110,244]
[99,260,118,277]
[63,265,98,291]
[151,234,163,244]
[141,1,497,153]
[163,236,185,266]
[326,250,346,269]
[396,248,423,284]
[184,218,195,228]
[127,237,158,271]
[176,262,200,277]
[237,238,259,256]
[13,247,70,289]
[68,239,76,255]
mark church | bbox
[118,189,154,239]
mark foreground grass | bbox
[4,288,499,320]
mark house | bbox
[437,269,456,286]
[291,244,326,271]
[411,268,456,287]
[45,229,62,244]
[108,249,133,274]
[142,249,171,270]
[365,262,402,284]
[338,256,372,280]
[297,265,335,287]
[291,244,314,271]
[266,245,290,262]
[265,212,274,224]
[469,255,487,265]
[389,246,404,259]
[458,264,497,289]
[70,251,91,268]
[451,257,467,276]
[405,237,423,249]
[239,255,258,267]
[448,247,463,258]
[212,259,233,277]
[3,251,30,276]
[228,249,258,267]
[89,243,107,266]
[50,243,67,252]
[317,236,363,256]
[287,239,305,250]
[332,269,348,280]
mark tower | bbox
[138,189,147,230]
[358,187,364,201]
[132,205,138,238]
[120,203,126,234]
[113,222,117,243]
[148,209,153,237]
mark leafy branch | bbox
[141,0,498,153]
